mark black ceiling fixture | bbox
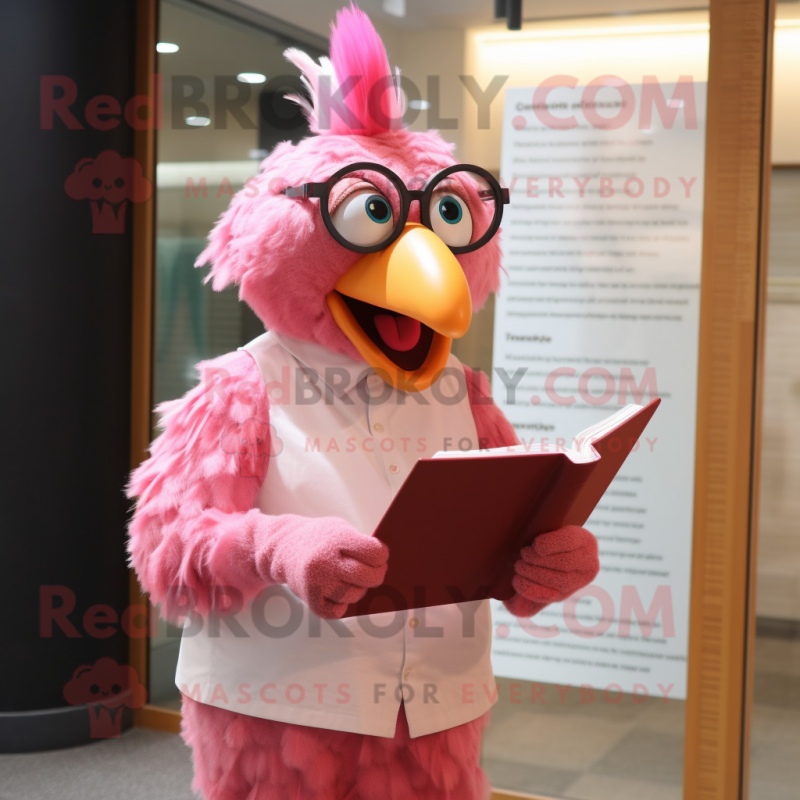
[494,0,522,30]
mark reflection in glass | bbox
[472,9,711,799]
[149,0,321,708]
[483,681,684,797]
[749,167,800,800]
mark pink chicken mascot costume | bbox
[128,6,599,799]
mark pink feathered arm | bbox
[127,350,387,619]
[464,366,599,619]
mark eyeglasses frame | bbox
[282,162,510,255]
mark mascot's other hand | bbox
[505,525,599,617]
[301,525,389,619]
[259,518,389,619]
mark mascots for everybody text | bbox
[128,6,599,798]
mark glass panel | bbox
[457,10,710,799]
[146,6,724,799]
[749,9,800,791]
[148,0,323,709]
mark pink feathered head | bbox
[197,4,502,360]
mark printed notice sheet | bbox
[491,82,708,700]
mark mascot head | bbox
[198,3,507,391]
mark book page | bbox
[432,403,641,461]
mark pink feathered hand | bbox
[503,525,599,617]
[254,516,389,619]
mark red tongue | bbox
[373,314,422,352]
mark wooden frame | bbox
[128,1,777,798]
[683,1,774,799]
[130,0,196,737]
[129,0,167,732]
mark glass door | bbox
[146,0,324,710]
[460,10,710,798]
[748,8,800,796]
[133,5,777,800]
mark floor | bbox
[748,634,800,800]
[481,632,800,799]
[0,728,195,800]
[481,684,686,800]
[0,634,797,800]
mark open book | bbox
[343,399,661,617]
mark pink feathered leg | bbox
[181,697,490,800]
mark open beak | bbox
[326,223,472,392]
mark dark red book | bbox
[343,399,661,617]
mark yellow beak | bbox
[326,223,473,392]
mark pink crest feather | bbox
[285,3,405,136]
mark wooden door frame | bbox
[683,0,774,798]
[129,0,179,734]
[128,0,778,792]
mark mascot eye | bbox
[430,193,472,247]
[438,196,462,224]
[365,195,392,223]
[331,190,394,247]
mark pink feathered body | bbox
[128,353,596,799]
[129,354,513,800]
[128,6,599,799]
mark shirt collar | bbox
[270,331,371,399]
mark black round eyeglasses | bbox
[282,162,510,255]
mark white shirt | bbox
[175,331,496,738]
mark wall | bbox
[462,11,711,171]
[772,13,800,164]
[0,0,137,751]
[462,7,800,168]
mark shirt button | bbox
[368,374,381,386]
[403,669,411,681]
[373,422,384,433]
[389,464,400,474]
[408,617,419,629]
